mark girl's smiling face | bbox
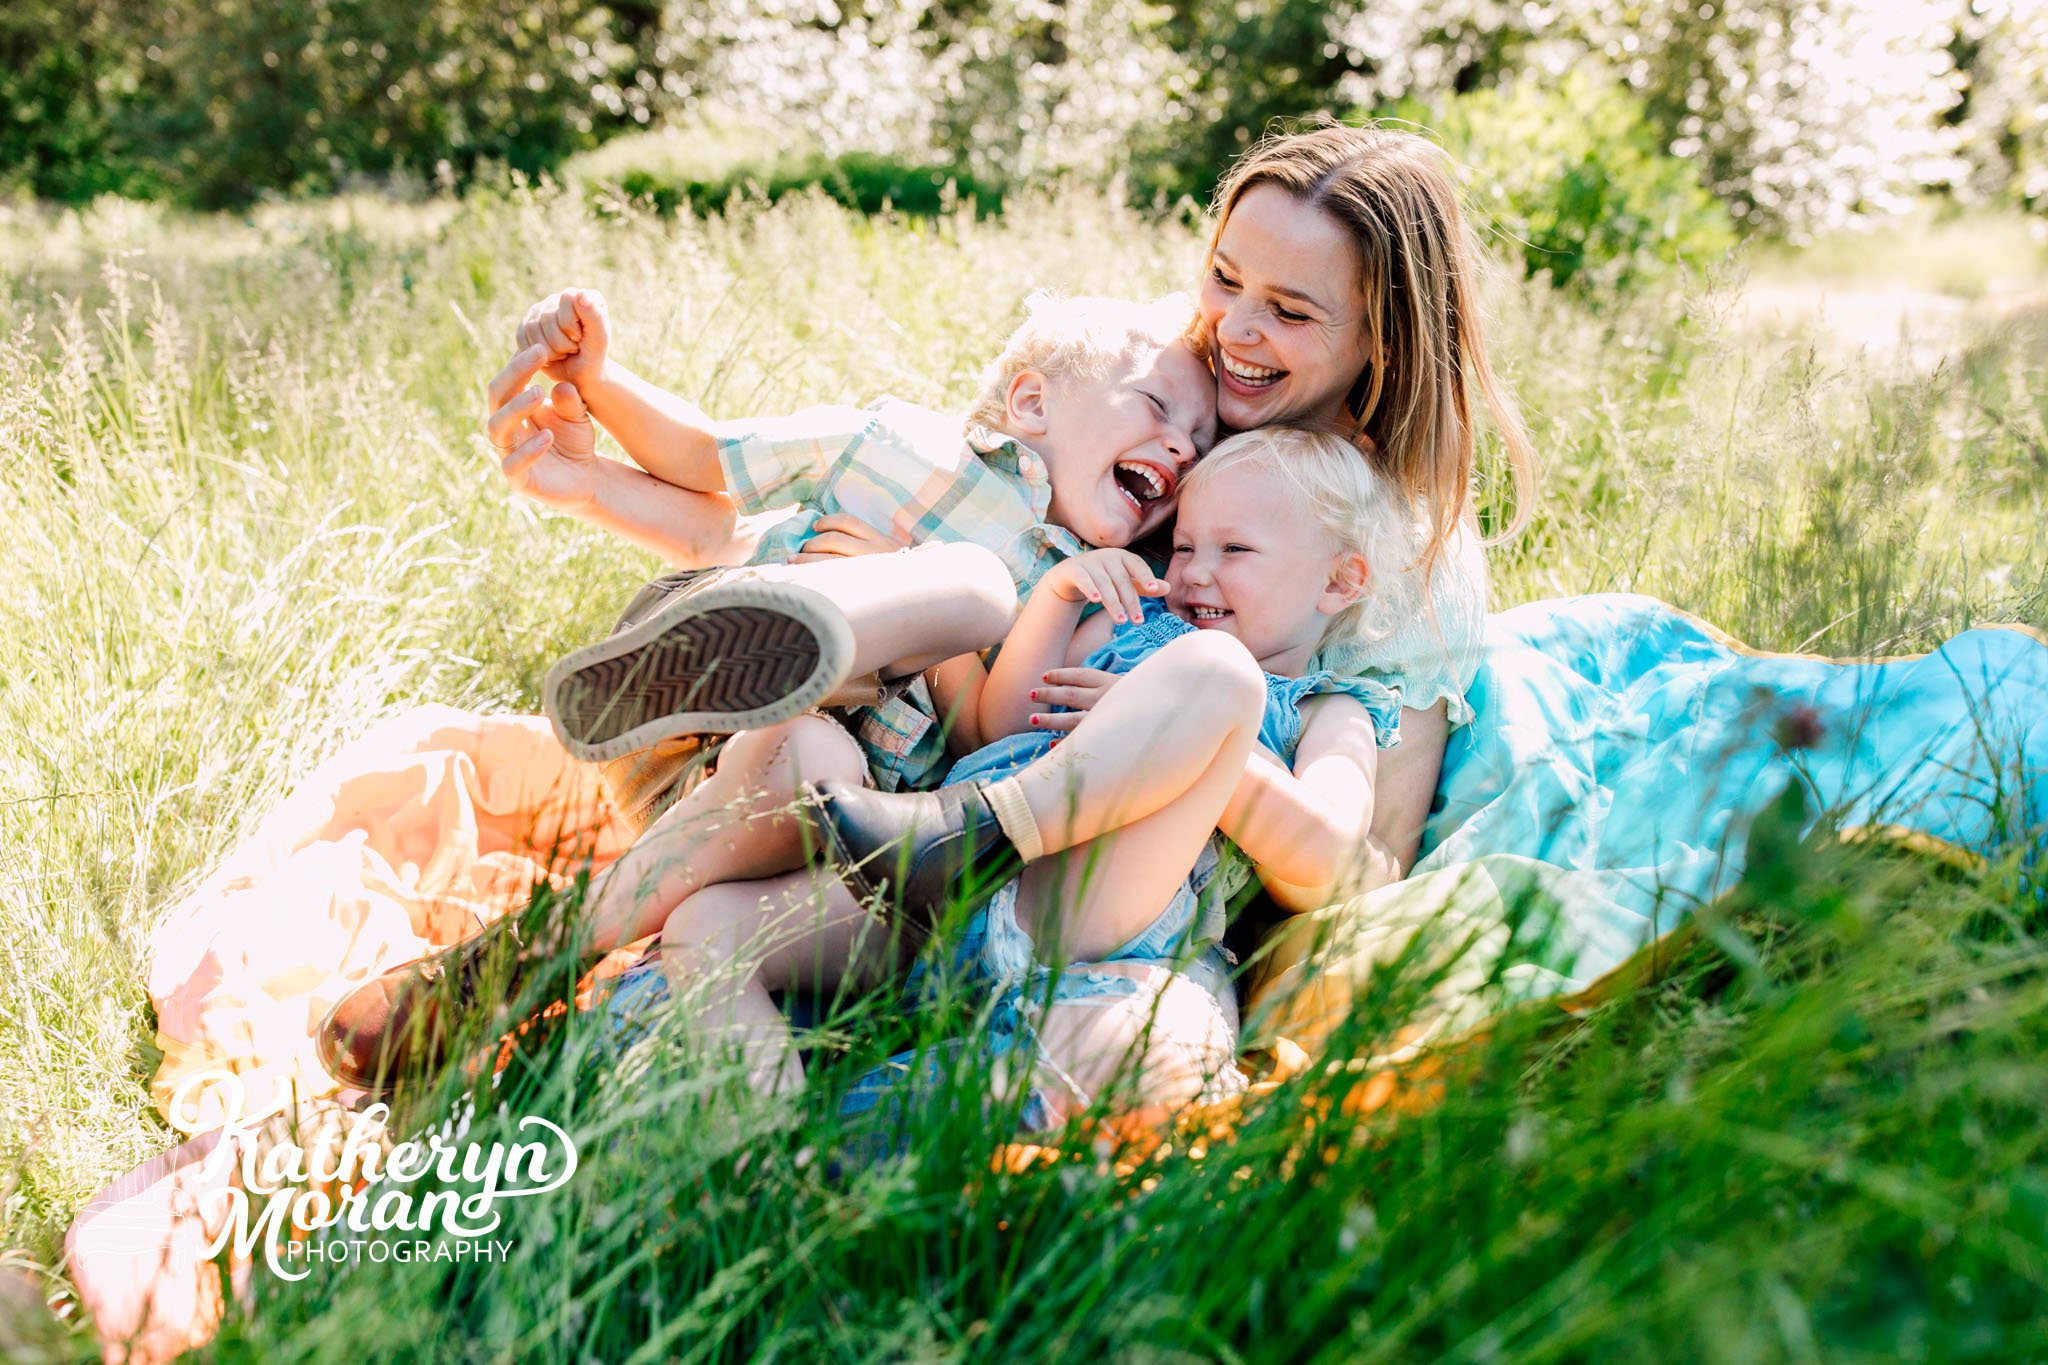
[1198,185,1374,433]
[1165,459,1361,675]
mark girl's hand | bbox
[1042,549,1165,624]
[790,512,909,562]
[516,289,611,393]
[1026,666,1120,730]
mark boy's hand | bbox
[491,374,600,513]
[1042,549,1165,624]
[516,289,611,392]
[791,512,910,562]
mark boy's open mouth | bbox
[1188,605,1232,625]
[1112,459,1172,516]
[1220,352,1284,392]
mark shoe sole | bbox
[545,580,856,762]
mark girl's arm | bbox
[1218,693,1384,911]
[976,551,1154,741]
[927,651,992,756]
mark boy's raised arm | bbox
[512,290,727,493]
[489,350,741,567]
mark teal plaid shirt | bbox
[715,397,1090,790]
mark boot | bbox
[806,778,1022,926]
[316,913,586,1097]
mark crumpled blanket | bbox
[144,704,642,1130]
[1250,594,2048,1047]
[96,595,2048,1362]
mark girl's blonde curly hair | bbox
[1181,425,1428,652]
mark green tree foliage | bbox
[1424,73,1738,297]
[4,0,680,207]
[0,1,155,200]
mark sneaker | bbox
[545,577,856,762]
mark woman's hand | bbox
[1041,549,1165,624]
[1026,666,1120,730]
[790,512,909,562]
[488,345,600,512]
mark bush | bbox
[597,150,1006,221]
[1419,73,1737,297]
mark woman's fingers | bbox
[1043,667,1118,689]
[791,531,873,559]
[548,382,588,422]
[485,345,549,414]
[497,427,554,484]
[487,386,545,449]
[1109,567,1146,623]
[1028,670,1117,712]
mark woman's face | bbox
[1198,184,1373,433]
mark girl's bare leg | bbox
[658,871,906,1095]
[1006,632,1267,960]
[583,713,867,954]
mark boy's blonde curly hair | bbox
[1181,425,1428,652]
[966,291,1196,431]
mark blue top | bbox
[946,597,1404,791]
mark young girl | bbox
[660,426,1426,1118]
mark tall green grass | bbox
[2,186,2045,1360]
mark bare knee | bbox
[662,883,762,957]
[1027,965,1243,1122]
[717,714,867,798]
[1154,632,1264,722]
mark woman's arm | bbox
[1218,694,1385,911]
[571,461,741,566]
[1344,701,1447,891]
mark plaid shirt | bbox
[715,397,1090,790]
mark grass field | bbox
[2,185,2046,1360]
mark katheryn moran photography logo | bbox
[167,1071,579,1282]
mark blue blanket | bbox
[1384,593,2048,998]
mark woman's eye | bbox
[1210,267,1239,290]
[1274,306,1308,324]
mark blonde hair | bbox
[1180,426,1427,651]
[967,291,1195,431]
[1204,120,1537,576]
